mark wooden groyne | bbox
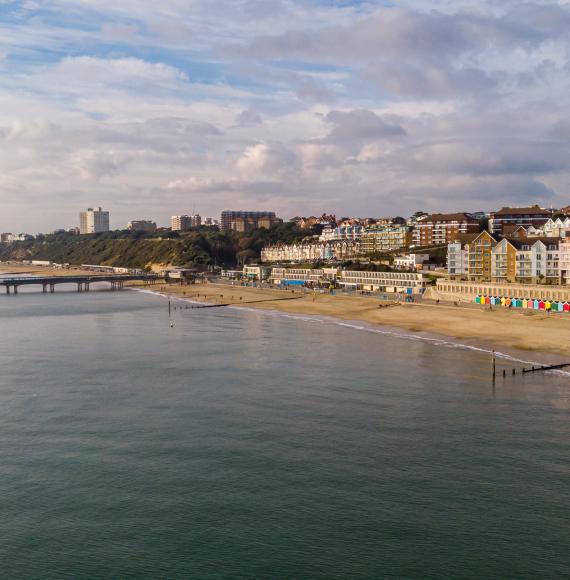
[522,363,570,374]
[175,295,307,309]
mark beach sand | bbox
[138,281,570,359]
[3,261,569,360]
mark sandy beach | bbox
[138,281,570,360]
[2,261,570,359]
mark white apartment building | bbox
[79,207,110,234]
[559,237,570,285]
[394,253,430,270]
[447,242,469,277]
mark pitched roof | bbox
[424,212,477,222]
[492,205,550,216]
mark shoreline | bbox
[134,281,570,365]
[2,262,570,365]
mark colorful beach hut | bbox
[533,299,540,310]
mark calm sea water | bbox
[0,283,569,579]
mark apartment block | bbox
[412,213,479,247]
[220,210,280,232]
[466,231,498,281]
[489,205,551,236]
[171,214,201,231]
[360,225,412,254]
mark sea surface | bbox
[0,281,569,579]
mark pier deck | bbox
[0,274,164,294]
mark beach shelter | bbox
[516,299,523,308]
[485,296,491,305]
[505,298,512,307]
[564,303,570,312]
[500,297,506,306]
[491,297,498,306]
[539,300,545,310]
[522,298,528,308]
[554,302,562,312]
[533,299,540,309]
[545,300,552,311]
[475,296,481,304]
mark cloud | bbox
[1,1,570,231]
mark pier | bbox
[0,274,164,295]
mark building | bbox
[412,213,479,247]
[269,267,336,287]
[559,235,570,285]
[269,267,426,293]
[489,205,552,236]
[242,265,271,281]
[220,211,280,232]
[261,240,360,263]
[337,270,426,293]
[1,233,33,243]
[491,238,560,284]
[127,220,157,233]
[394,253,430,271]
[170,215,201,231]
[360,225,412,254]
[79,207,110,234]
[319,224,364,242]
[465,231,498,281]
[436,278,570,304]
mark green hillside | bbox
[0,223,311,270]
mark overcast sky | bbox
[1,0,569,232]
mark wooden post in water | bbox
[492,349,496,379]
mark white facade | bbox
[447,242,468,277]
[127,220,157,232]
[261,241,360,263]
[80,207,110,234]
[394,253,430,270]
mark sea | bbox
[0,280,569,579]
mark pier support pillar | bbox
[13,285,18,295]
[85,282,90,292]
[77,282,83,292]
[43,283,47,293]
[50,284,55,293]
[6,285,10,295]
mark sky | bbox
[1,0,569,232]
